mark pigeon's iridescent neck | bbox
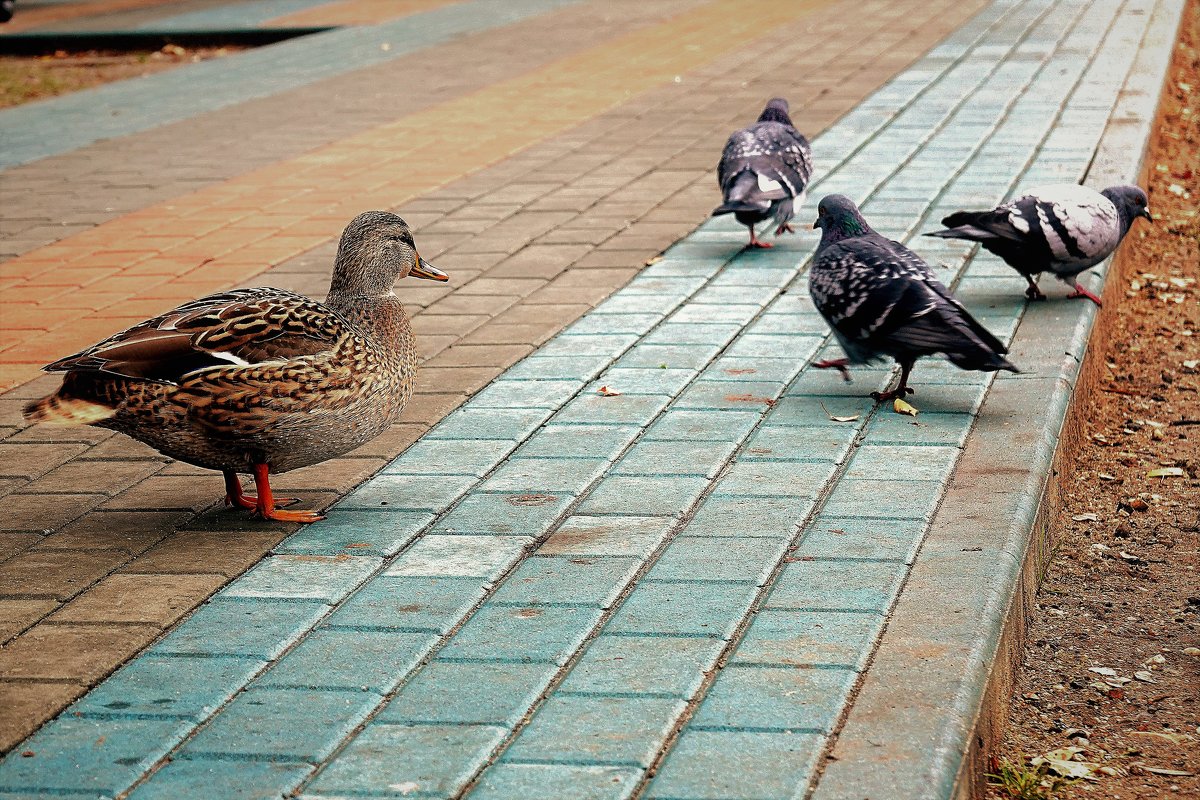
[820,216,871,246]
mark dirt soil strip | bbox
[990,3,1199,799]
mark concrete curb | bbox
[811,0,1186,797]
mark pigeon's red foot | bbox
[813,358,852,383]
[870,386,915,402]
[1066,282,1103,306]
[746,238,774,249]
[1024,285,1047,301]
[775,223,796,236]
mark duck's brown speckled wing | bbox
[45,288,347,383]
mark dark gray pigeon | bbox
[713,98,813,249]
[925,183,1151,306]
[809,195,1018,405]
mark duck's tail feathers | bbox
[23,393,115,426]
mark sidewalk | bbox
[0,0,1184,797]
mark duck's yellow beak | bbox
[410,256,448,282]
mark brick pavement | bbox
[0,0,986,757]
[0,0,1181,794]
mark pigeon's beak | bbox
[410,255,448,282]
[812,217,823,230]
[1140,208,1153,223]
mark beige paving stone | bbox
[0,443,89,480]
[49,573,226,626]
[456,322,566,347]
[271,457,389,494]
[0,681,87,753]
[31,511,187,554]
[0,624,161,681]
[121,531,286,577]
[1,493,108,532]
[0,548,130,601]
[0,533,42,561]
[99,476,222,513]
[0,599,57,643]
[24,460,163,496]
[413,366,504,396]
[427,344,535,369]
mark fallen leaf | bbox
[1031,747,1101,780]
[1073,513,1100,522]
[1088,667,1119,677]
[893,398,919,416]
[644,255,663,266]
[1134,671,1156,683]
[597,385,623,397]
[830,415,860,423]
[1143,766,1196,777]
[1147,467,1185,478]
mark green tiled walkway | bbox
[0,0,1182,797]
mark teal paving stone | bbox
[565,313,665,336]
[643,410,761,443]
[487,555,641,608]
[437,603,603,664]
[689,665,856,733]
[255,628,436,693]
[712,461,837,500]
[844,445,960,482]
[741,424,856,464]
[71,654,264,721]
[587,367,697,396]
[181,687,380,762]
[605,580,759,639]
[430,492,574,536]
[645,537,789,585]
[340,472,478,512]
[0,717,192,797]
[383,439,517,477]
[641,323,742,347]
[222,554,379,604]
[378,660,557,726]
[538,515,675,558]
[722,334,823,362]
[426,407,554,441]
[612,439,737,479]
[908,358,1004,385]
[504,695,687,768]
[127,757,310,800]
[673,381,784,411]
[683,496,801,539]
[553,393,673,426]
[645,729,824,800]
[464,380,585,410]
[791,516,928,563]
[747,312,831,335]
[820,479,942,521]
[621,276,709,295]
[153,598,329,659]
[765,559,908,613]
[322,576,487,634]
[576,476,710,518]
[305,723,506,797]
[641,258,727,278]
[614,343,723,371]
[536,333,642,358]
[784,367,892,398]
[518,424,641,461]
[730,609,886,670]
[690,285,780,307]
[592,294,688,315]
[762,293,820,316]
[384,535,531,579]
[471,763,642,800]
[702,356,804,384]
[503,355,613,381]
[904,378,993,413]
[480,458,608,495]
[669,304,762,325]
[708,267,795,288]
[558,635,724,698]
[273,511,434,557]
[864,409,974,447]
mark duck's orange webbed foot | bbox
[255,507,326,523]
[223,471,299,510]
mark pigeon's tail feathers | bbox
[924,224,998,241]
[713,171,771,216]
[771,197,795,229]
[946,348,1020,374]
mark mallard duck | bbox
[23,211,447,522]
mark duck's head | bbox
[812,194,872,242]
[330,211,447,298]
[1100,184,1152,231]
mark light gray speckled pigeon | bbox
[809,195,1018,406]
[713,98,813,249]
[925,183,1151,306]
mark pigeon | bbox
[808,194,1018,406]
[713,97,813,249]
[925,183,1151,306]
